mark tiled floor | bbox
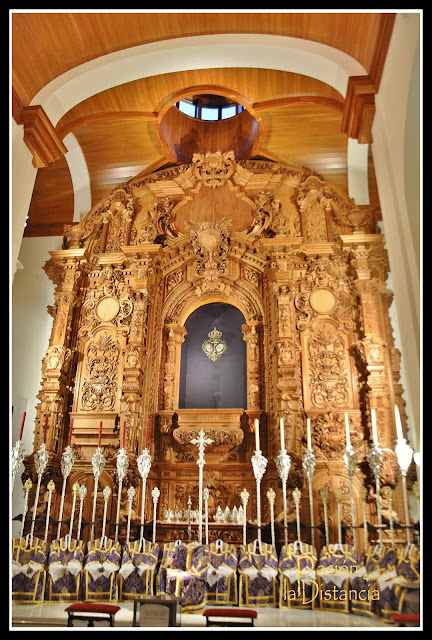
[11,601,397,629]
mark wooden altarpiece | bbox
[21,151,416,552]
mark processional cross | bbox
[190,429,213,544]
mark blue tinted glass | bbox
[221,105,237,119]
[201,106,219,121]
[178,100,196,118]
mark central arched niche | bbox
[179,302,247,409]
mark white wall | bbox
[11,236,62,537]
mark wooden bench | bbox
[65,603,121,627]
[203,607,257,627]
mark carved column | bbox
[37,249,88,454]
[163,323,187,411]
[241,321,261,411]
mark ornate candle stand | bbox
[191,429,213,544]
[101,485,111,544]
[203,487,210,545]
[266,487,276,547]
[360,485,369,550]
[366,442,383,545]
[19,478,32,539]
[90,447,106,543]
[77,484,87,541]
[302,447,316,546]
[292,487,302,542]
[383,486,395,547]
[319,487,330,547]
[126,486,136,545]
[335,488,343,545]
[44,479,55,543]
[275,449,291,548]
[68,482,79,540]
[57,445,75,540]
[343,445,358,552]
[394,436,414,544]
[115,447,129,542]
[137,448,152,544]
[251,448,268,548]
[240,487,250,546]
[30,442,50,541]
[11,440,26,493]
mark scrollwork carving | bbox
[81,332,121,411]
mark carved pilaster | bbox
[241,321,261,411]
[163,323,187,411]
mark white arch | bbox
[31,34,370,214]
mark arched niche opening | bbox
[179,302,247,409]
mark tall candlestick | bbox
[394,405,404,440]
[68,419,73,446]
[371,408,379,445]
[98,421,102,448]
[280,418,285,451]
[19,412,26,441]
[122,420,126,449]
[306,418,311,450]
[255,418,260,450]
[344,413,351,449]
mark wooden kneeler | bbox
[203,607,257,627]
[65,603,121,627]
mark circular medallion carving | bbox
[309,288,336,314]
[96,296,120,322]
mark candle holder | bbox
[126,486,136,545]
[360,485,369,550]
[292,487,302,542]
[302,448,316,546]
[191,430,213,544]
[343,446,358,552]
[203,487,210,545]
[12,440,26,493]
[266,487,276,547]
[101,486,111,545]
[90,447,106,543]
[276,449,291,548]
[366,442,383,544]
[319,487,330,547]
[394,436,414,543]
[19,478,32,540]
[335,488,343,545]
[77,484,87,541]
[30,442,50,541]
[137,448,152,545]
[151,486,160,544]
[240,488,250,546]
[115,447,129,542]
[383,486,395,547]
[251,449,268,548]
[57,445,75,540]
[68,482,79,540]
[44,479,56,544]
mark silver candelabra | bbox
[302,447,316,546]
[251,448,268,548]
[191,429,213,544]
[276,449,291,547]
[137,448,152,545]
[115,447,129,542]
[57,445,75,540]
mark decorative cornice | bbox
[19,105,68,168]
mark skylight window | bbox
[175,95,245,121]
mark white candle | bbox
[371,408,379,445]
[255,419,260,450]
[394,405,404,440]
[280,418,285,451]
[344,412,351,449]
[307,418,312,450]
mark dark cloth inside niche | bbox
[179,302,247,409]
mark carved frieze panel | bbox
[80,331,123,412]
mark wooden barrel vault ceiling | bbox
[11,11,396,237]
